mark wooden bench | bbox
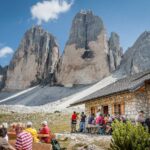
[87,125,106,134]
[9,140,52,150]
[8,132,50,139]
[38,134,50,138]
[8,132,16,139]
[8,132,55,144]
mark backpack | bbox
[51,138,61,150]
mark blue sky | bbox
[0,0,150,66]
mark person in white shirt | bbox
[135,110,145,125]
[2,123,8,142]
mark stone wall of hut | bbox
[85,84,150,119]
[85,92,134,117]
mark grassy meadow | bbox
[0,112,72,133]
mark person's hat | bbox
[27,121,32,126]
[42,121,47,125]
[2,123,8,128]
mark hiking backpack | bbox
[51,138,61,150]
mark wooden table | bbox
[8,132,16,139]
[8,132,50,139]
[38,134,50,138]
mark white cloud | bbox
[0,47,14,58]
[31,0,73,24]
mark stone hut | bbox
[70,70,150,119]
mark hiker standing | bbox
[79,112,87,132]
[71,111,77,133]
[135,110,145,125]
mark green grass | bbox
[0,112,71,133]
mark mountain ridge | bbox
[1,11,150,95]
[5,26,59,90]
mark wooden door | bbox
[91,107,96,115]
[103,106,108,115]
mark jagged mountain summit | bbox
[56,10,122,87]
[3,11,123,91]
[5,26,59,90]
[119,31,150,75]
[108,32,123,72]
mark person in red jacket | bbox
[71,111,77,133]
[39,121,50,143]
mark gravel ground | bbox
[0,91,17,100]
[56,133,111,150]
[0,85,90,106]
[0,72,122,113]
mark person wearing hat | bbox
[25,121,39,143]
[39,121,50,143]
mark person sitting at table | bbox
[15,123,33,150]
[39,121,50,143]
[87,113,95,133]
[1,123,8,142]
[88,113,95,125]
[9,123,17,132]
[96,114,104,126]
[96,114,105,134]
[104,114,109,124]
[25,121,39,143]
[105,117,113,135]
[0,127,15,150]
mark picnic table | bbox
[8,132,50,139]
[87,124,107,134]
[86,125,99,134]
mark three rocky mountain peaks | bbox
[1,11,150,90]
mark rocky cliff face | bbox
[0,66,7,90]
[0,66,4,75]
[108,32,123,72]
[0,66,4,90]
[5,26,59,90]
[119,31,150,75]
[56,11,110,86]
